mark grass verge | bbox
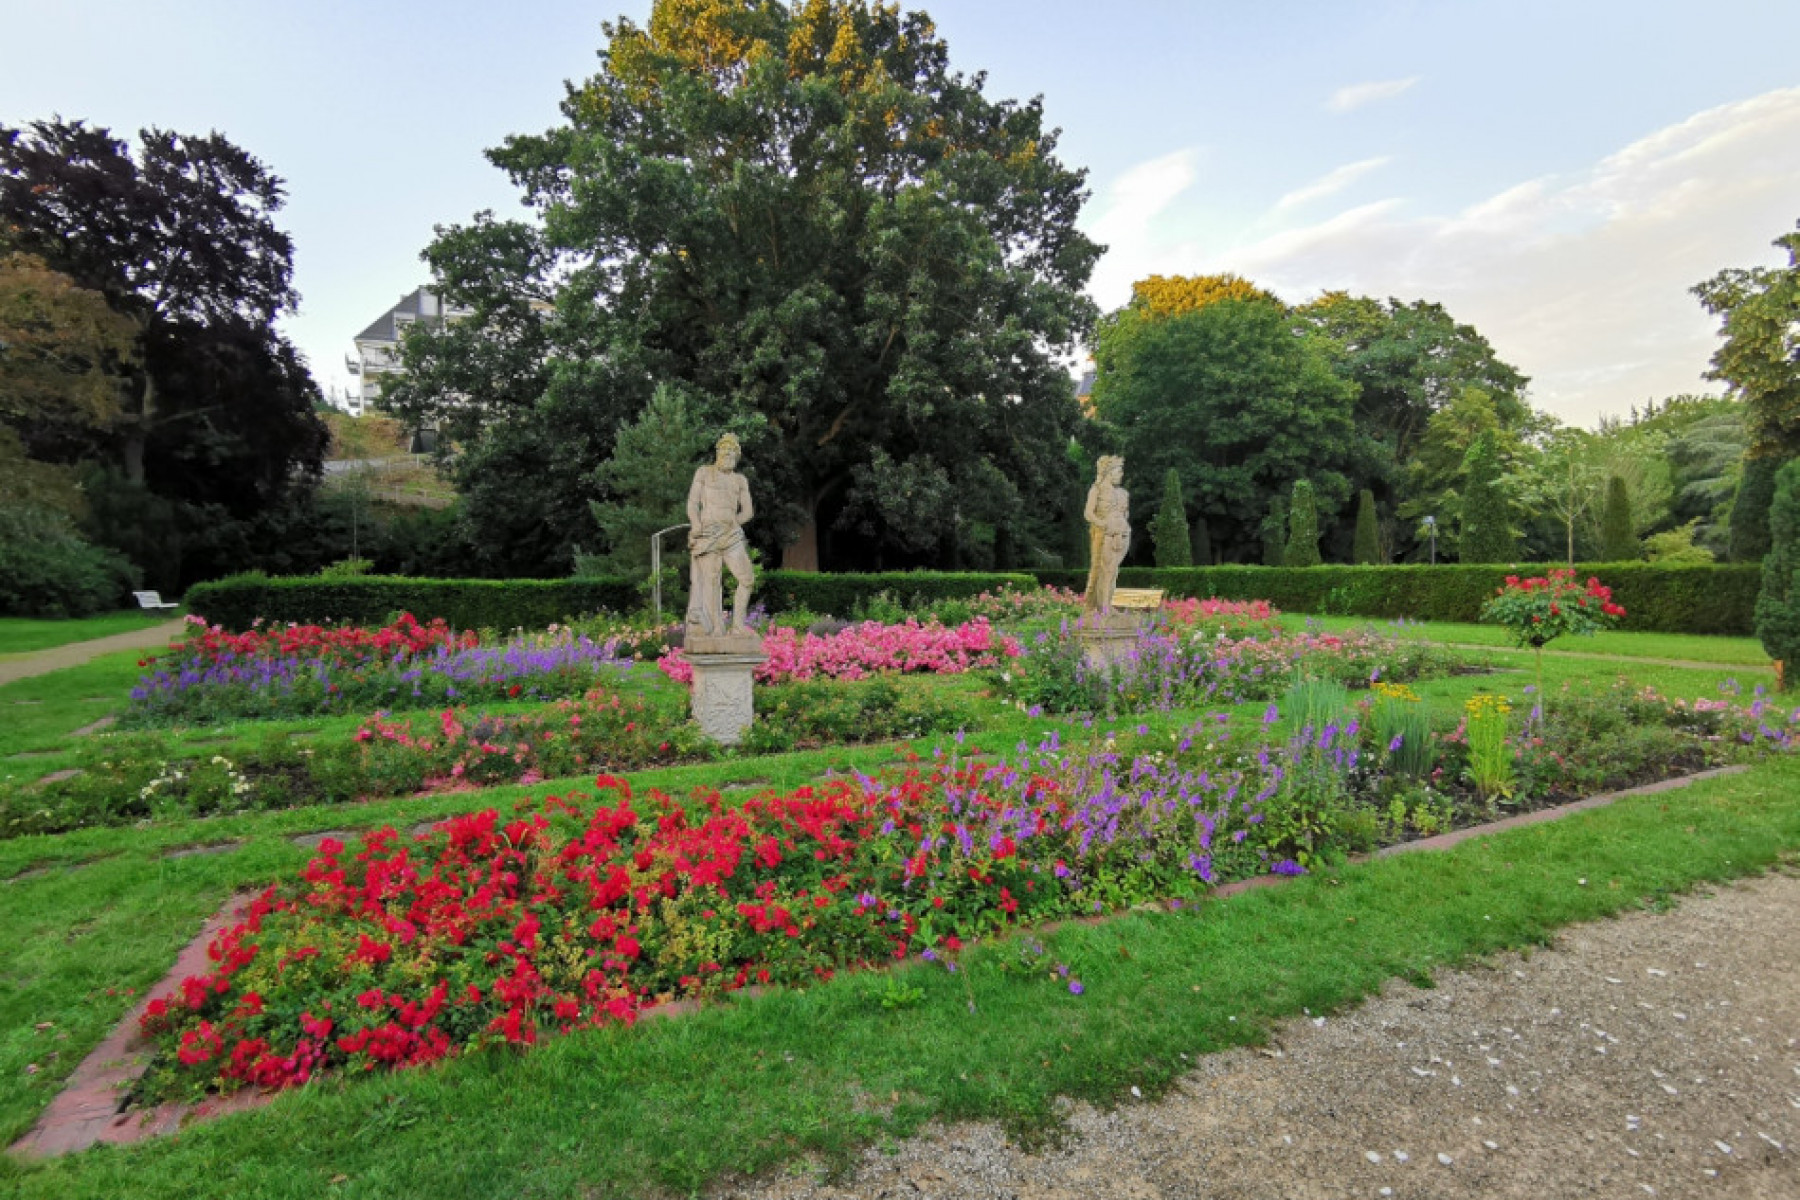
[1285,613,1772,667]
[5,749,1797,1199]
[0,613,180,658]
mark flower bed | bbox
[656,618,1021,684]
[128,618,631,724]
[997,621,1463,716]
[133,680,1799,1101]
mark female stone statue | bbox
[1082,455,1130,614]
[686,433,755,637]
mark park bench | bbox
[1110,587,1165,610]
[132,590,179,611]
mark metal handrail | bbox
[650,524,690,627]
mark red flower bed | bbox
[137,769,1089,1097]
[153,612,475,669]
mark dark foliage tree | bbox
[0,118,326,585]
[1283,478,1322,567]
[1094,296,1360,561]
[1755,460,1800,687]
[393,0,1099,573]
[1599,475,1638,560]
[1261,493,1287,566]
[1352,487,1380,564]
[1458,431,1515,563]
[1729,453,1782,563]
[1150,468,1192,567]
[1191,513,1212,566]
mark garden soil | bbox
[725,869,1800,1199]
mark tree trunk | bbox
[123,369,158,485]
[782,517,819,572]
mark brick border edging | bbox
[9,763,1751,1159]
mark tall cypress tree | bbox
[1150,468,1193,567]
[1284,479,1322,567]
[1352,488,1380,564]
[1730,454,1781,562]
[1459,431,1515,563]
[1599,475,1638,560]
[1755,460,1800,688]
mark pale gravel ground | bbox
[717,870,1800,1200]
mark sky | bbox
[4,0,1799,428]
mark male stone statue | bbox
[1082,454,1130,614]
[686,433,755,637]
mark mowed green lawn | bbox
[0,612,181,658]
[0,619,1794,1198]
[1284,613,1775,668]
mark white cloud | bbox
[1088,86,1800,426]
[1326,77,1419,113]
[1274,156,1393,212]
[1083,148,1203,310]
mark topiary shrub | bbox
[1283,480,1321,567]
[1459,431,1515,563]
[1150,469,1193,567]
[1599,475,1639,561]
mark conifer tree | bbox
[1754,460,1800,688]
[1458,431,1515,562]
[1352,488,1380,564]
[1192,514,1212,566]
[1599,475,1638,560]
[1283,479,1322,567]
[1729,454,1781,562]
[1262,494,1287,566]
[1150,468,1193,566]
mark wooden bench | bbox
[1109,588,1165,610]
[132,590,179,611]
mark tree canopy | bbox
[1694,224,1800,460]
[389,0,1101,573]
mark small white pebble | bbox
[1392,1150,1409,1163]
[1507,1085,1520,1096]
[1379,1190,1392,1198]
[1312,1016,1325,1027]
[1130,1086,1142,1099]
[1673,1012,1687,1021]
[1605,976,1624,985]
[1628,1148,1640,1158]
[1704,1168,1718,1177]
[1483,1140,1498,1151]
[1647,968,1667,977]
[1437,1152,1453,1166]
[1715,1140,1732,1154]
[1578,878,1588,886]
[1662,1084,1679,1095]
[1366,1150,1382,1164]
[1640,1186,1655,1196]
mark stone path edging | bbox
[6,763,1750,1160]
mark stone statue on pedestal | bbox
[686,433,755,638]
[1082,455,1130,614]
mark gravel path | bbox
[0,619,185,687]
[724,870,1800,1200]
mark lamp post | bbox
[1422,515,1437,565]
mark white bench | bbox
[132,590,179,611]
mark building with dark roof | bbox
[345,288,462,414]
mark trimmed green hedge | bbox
[184,570,1033,631]
[756,570,1034,616]
[185,575,641,632]
[186,564,1754,637]
[1030,563,1757,636]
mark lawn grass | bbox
[5,750,1796,1198]
[3,621,1797,1197]
[1284,613,1772,666]
[0,613,180,658]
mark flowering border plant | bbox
[1480,569,1625,649]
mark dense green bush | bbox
[186,574,641,631]
[1028,562,1760,635]
[0,501,139,617]
[1755,460,1800,683]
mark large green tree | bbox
[391,0,1099,573]
[1093,296,1360,561]
[0,119,326,585]
[1458,430,1515,563]
[1694,224,1800,460]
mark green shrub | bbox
[1755,460,1800,683]
[1283,479,1321,567]
[1025,562,1760,635]
[1459,431,1515,562]
[754,570,1034,618]
[184,574,642,631]
[1599,475,1639,561]
[1151,469,1193,567]
[1729,454,1780,562]
[0,501,139,617]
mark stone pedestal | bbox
[1076,611,1144,672]
[686,632,766,746]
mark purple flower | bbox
[1068,980,1084,995]
[1272,859,1306,876]
[1388,734,1404,752]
